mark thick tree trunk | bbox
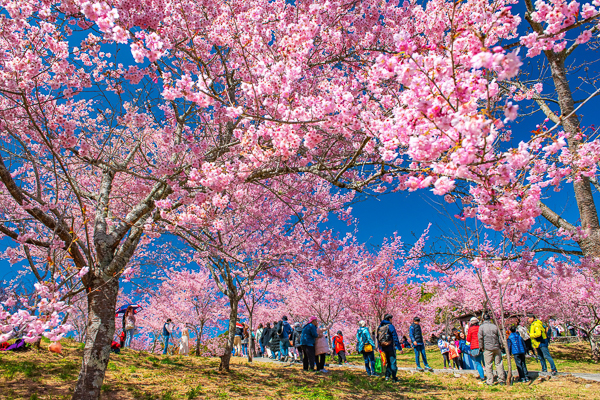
[72,277,119,400]
[219,298,238,372]
[247,312,254,363]
[588,335,600,363]
[547,54,600,258]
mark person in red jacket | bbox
[332,331,347,364]
[466,317,485,380]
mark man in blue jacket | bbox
[409,317,434,372]
[300,316,319,371]
[378,313,403,382]
[278,316,293,362]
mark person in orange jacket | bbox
[332,331,347,364]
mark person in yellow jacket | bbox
[527,313,557,376]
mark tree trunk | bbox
[247,312,253,363]
[151,331,159,354]
[496,287,513,385]
[546,53,600,258]
[72,277,119,400]
[219,298,238,372]
[475,271,512,385]
[588,334,600,363]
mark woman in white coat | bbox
[179,328,190,356]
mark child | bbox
[449,335,462,370]
[437,335,451,369]
[508,325,530,382]
[332,331,347,364]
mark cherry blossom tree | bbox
[4,0,600,397]
[144,268,223,355]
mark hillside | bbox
[2,340,600,399]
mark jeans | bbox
[413,344,430,368]
[337,350,347,364]
[242,343,248,356]
[279,338,289,360]
[483,349,506,385]
[124,329,134,348]
[163,334,170,354]
[259,341,265,356]
[442,352,450,368]
[362,351,376,375]
[471,352,485,379]
[382,346,398,380]
[301,345,316,370]
[514,353,529,380]
[537,345,557,372]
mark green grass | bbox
[1,338,600,399]
[1,361,40,380]
[347,341,600,373]
[185,383,203,399]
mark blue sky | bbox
[2,2,600,288]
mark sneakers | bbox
[551,371,558,376]
[416,367,424,372]
[425,366,434,372]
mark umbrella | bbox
[115,304,143,316]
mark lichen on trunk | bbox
[72,277,120,400]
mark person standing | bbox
[356,320,376,376]
[478,314,506,385]
[300,317,319,371]
[378,313,402,382]
[315,327,330,372]
[162,318,172,355]
[508,325,530,382]
[516,318,536,359]
[233,319,244,357]
[292,322,304,363]
[332,331,347,364]
[449,335,462,370]
[123,306,136,348]
[256,324,264,357]
[528,313,558,376]
[180,327,190,356]
[409,317,433,372]
[278,316,293,362]
[261,323,273,358]
[437,335,451,369]
[466,317,485,380]
[269,324,281,360]
[241,323,249,357]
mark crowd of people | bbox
[120,310,560,385]
[238,312,560,384]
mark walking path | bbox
[252,356,600,382]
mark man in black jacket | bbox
[260,323,273,358]
[409,317,433,372]
[378,314,402,382]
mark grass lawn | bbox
[346,342,600,374]
[1,339,599,399]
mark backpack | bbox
[276,321,284,337]
[6,339,27,352]
[377,325,392,347]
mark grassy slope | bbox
[1,340,600,400]
[346,342,600,373]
